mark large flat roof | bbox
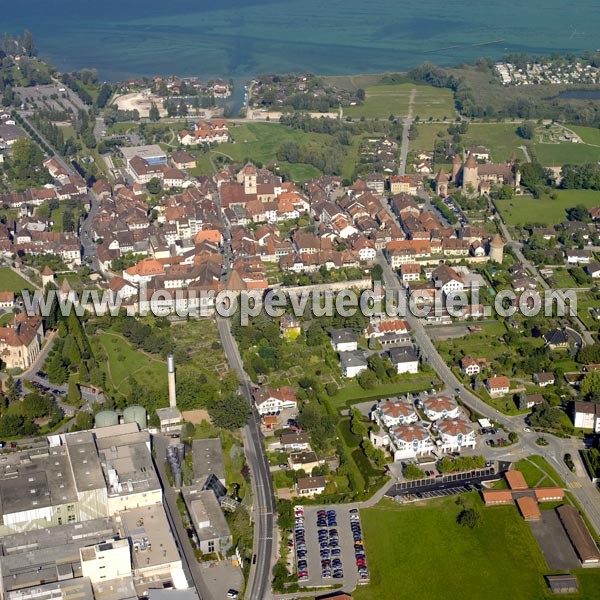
[119,504,180,570]
[183,488,231,543]
[121,145,166,163]
[192,438,225,484]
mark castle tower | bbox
[462,153,479,195]
[167,354,177,408]
[489,234,505,264]
[451,154,462,182]
[41,266,54,289]
[434,168,449,197]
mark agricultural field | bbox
[495,189,600,227]
[0,268,33,293]
[345,83,456,120]
[355,495,556,600]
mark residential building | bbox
[254,386,298,415]
[534,372,555,387]
[331,328,358,352]
[280,432,311,452]
[420,394,459,421]
[288,451,321,472]
[389,423,433,461]
[372,397,418,428]
[436,416,476,452]
[339,351,368,378]
[0,315,44,370]
[486,376,510,397]
[388,346,419,374]
[296,476,327,497]
[573,401,600,432]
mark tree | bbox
[72,410,93,431]
[516,121,535,140]
[529,402,563,429]
[208,394,250,430]
[371,263,383,282]
[581,371,600,399]
[457,507,481,528]
[96,83,112,108]
[68,377,81,405]
[508,431,518,443]
[178,100,188,118]
[146,177,162,194]
[404,464,425,479]
[149,103,160,122]
[358,369,377,390]
[23,29,36,56]
[349,409,367,438]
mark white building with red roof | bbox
[372,397,418,428]
[389,423,433,461]
[420,393,459,421]
[436,416,476,453]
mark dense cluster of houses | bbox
[369,392,476,461]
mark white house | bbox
[331,328,358,352]
[486,376,510,397]
[254,386,298,415]
[296,476,327,497]
[389,423,434,461]
[340,351,368,378]
[573,401,600,432]
[565,249,591,265]
[372,397,418,428]
[436,417,476,453]
[534,372,555,387]
[432,264,464,295]
[460,356,480,376]
[420,394,459,421]
[389,346,419,374]
[280,431,311,452]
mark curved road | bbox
[377,253,600,535]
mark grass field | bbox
[94,332,167,394]
[409,122,527,163]
[328,375,438,410]
[569,125,600,146]
[189,122,361,182]
[531,140,600,166]
[0,268,33,293]
[495,190,600,226]
[355,495,552,600]
[345,83,456,120]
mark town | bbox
[0,31,599,600]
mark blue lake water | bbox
[3,1,600,81]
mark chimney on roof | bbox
[167,355,177,408]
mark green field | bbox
[0,268,33,293]
[531,140,600,166]
[189,122,361,181]
[409,122,527,163]
[94,331,167,393]
[495,189,600,226]
[345,83,456,120]
[569,125,600,146]
[355,496,554,600]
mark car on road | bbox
[226,591,239,599]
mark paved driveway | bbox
[529,510,580,570]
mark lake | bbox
[3,0,600,81]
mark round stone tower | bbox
[489,234,505,263]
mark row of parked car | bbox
[317,509,343,579]
[349,508,370,583]
[293,505,308,580]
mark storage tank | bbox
[123,405,147,429]
[95,410,119,428]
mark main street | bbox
[216,316,275,600]
[376,252,600,535]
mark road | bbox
[153,434,215,600]
[216,316,275,600]
[80,188,99,263]
[376,252,600,535]
[397,88,416,176]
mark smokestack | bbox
[167,355,176,408]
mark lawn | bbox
[355,495,551,600]
[531,140,600,166]
[0,268,33,293]
[190,121,361,182]
[550,268,579,289]
[328,375,438,410]
[345,84,456,120]
[495,189,600,226]
[513,457,556,488]
[435,321,510,365]
[94,331,167,394]
[569,125,600,146]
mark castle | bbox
[435,152,521,197]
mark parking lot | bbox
[294,505,369,589]
[387,467,499,498]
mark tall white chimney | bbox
[167,355,177,408]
